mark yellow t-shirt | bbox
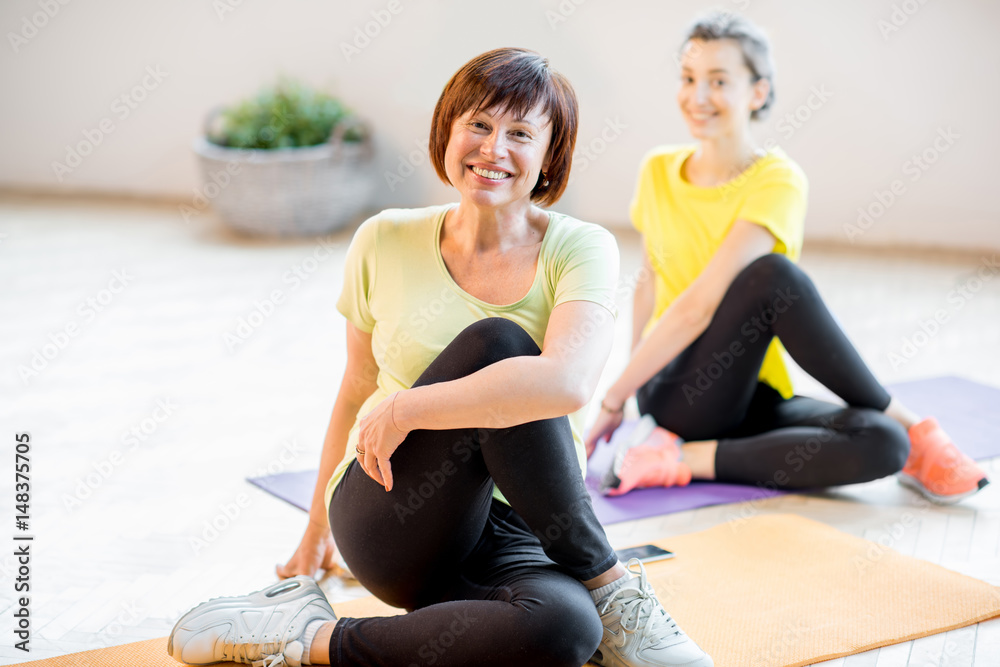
[629,144,808,398]
[325,204,620,517]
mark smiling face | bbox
[676,38,770,141]
[443,103,552,211]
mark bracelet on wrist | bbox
[600,399,624,414]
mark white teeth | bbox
[691,113,715,120]
[472,166,511,180]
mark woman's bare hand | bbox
[585,407,624,459]
[357,392,409,491]
[276,522,339,580]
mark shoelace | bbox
[599,560,681,650]
[220,635,290,667]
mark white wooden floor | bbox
[0,192,998,665]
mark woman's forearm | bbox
[605,300,710,409]
[393,355,594,433]
[307,382,368,529]
[631,268,655,352]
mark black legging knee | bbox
[328,317,611,666]
[637,253,909,489]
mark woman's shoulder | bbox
[751,146,808,191]
[363,203,452,230]
[637,144,696,173]
[543,210,618,257]
[351,204,452,247]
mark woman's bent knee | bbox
[738,252,802,288]
[453,317,540,363]
[842,409,910,480]
[520,597,602,667]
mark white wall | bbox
[2,0,998,250]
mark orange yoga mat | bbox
[14,514,1000,667]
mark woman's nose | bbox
[694,82,711,104]
[482,131,508,158]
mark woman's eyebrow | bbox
[681,66,732,75]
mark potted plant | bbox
[192,78,375,237]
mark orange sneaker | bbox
[605,428,692,497]
[897,417,989,504]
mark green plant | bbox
[206,78,363,149]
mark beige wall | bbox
[1,0,997,250]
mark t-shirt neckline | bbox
[433,204,555,311]
[677,145,775,192]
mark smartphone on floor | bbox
[615,544,675,564]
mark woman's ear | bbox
[750,77,771,112]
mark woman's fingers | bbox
[362,432,383,486]
[377,457,393,492]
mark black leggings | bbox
[637,253,910,489]
[328,318,616,667]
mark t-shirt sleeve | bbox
[736,165,808,256]
[551,223,620,319]
[336,215,379,333]
[628,152,656,235]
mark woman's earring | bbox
[541,171,549,187]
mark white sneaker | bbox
[168,575,337,666]
[601,415,659,494]
[592,559,713,667]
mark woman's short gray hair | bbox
[681,10,775,121]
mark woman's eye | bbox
[712,79,726,87]
[513,130,530,139]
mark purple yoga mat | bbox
[583,419,785,524]
[247,376,1000,524]
[885,375,1000,462]
[248,469,316,512]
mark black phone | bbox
[615,544,675,564]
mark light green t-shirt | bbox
[324,203,620,517]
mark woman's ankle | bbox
[885,397,921,431]
[681,440,717,479]
[582,561,626,591]
[306,619,338,665]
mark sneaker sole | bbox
[167,576,332,659]
[896,471,989,505]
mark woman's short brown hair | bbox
[429,48,578,207]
